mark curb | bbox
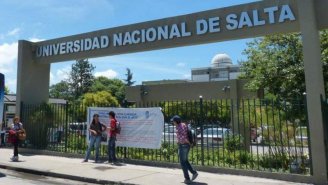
[0,163,135,185]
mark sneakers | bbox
[184,172,198,184]
[82,159,88,163]
[10,156,18,162]
[191,172,198,181]
[184,179,192,184]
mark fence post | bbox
[199,96,204,166]
[64,101,69,153]
[320,94,328,178]
[123,99,127,159]
[20,102,23,119]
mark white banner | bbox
[87,107,164,149]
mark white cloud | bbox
[183,74,191,79]
[49,72,54,84]
[0,37,45,93]
[6,79,17,90]
[176,62,186,67]
[28,38,45,42]
[0,42,18,73]
[50,66,71,85]
[7,28,20,36]
[94,69,118,79]
[0,41,18,92]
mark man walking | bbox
[171,115,198,184]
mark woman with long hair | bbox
[83,114,106,163]
[9,116,23,162]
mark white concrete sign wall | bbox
[35,4,296,58]
[33,0,314,64]
[87,107,164,149]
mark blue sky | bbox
[0,0,258,93]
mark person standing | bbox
[10,116,23,162]
[83,114,106,163]
[0,122,5,146]
[107,111,118,164]
[171,115,198,184]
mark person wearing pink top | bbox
[171,115,198,184]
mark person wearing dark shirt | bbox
[83,114,106,163]
[172,115,198,184]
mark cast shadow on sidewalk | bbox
[94,166,114,171]
[111,162,126,166]
[187,182,208,185]
[0,172,6,178]
[9,160,26,163]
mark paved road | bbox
[0,168,97,185]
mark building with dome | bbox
[126,53,261,104]
[191,53,241,82]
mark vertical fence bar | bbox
[264,99,272,172]
[254,99,260,170]
[65,102,68,153]
[271,99,278,171]
[307,94,313,175]
[247,99,251,170]
[236,98,240,169]
[277,100,284,172]
[199,96,204,166]
[283,100,292,172]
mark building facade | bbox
[126,53,261,104]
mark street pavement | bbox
[0,168,97,185]
[0,148,311,185]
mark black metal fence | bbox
[321,96,328,177]
[20,98,311,175]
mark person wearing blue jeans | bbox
[108,136,117,163]
[172,115,198,184]
[107,111,118,164]
[179,144,197,182]
[83,114,106,163]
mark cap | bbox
[170,115,181,123]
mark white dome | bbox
[211,53,232,67]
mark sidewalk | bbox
[0,148,310,185]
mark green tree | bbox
[240,30,328,99]
[49,80,71,100]
[82,91,119,107]
[4,86,10,94]
[124,68,135,86]
[69,59,95,100]
[90,77,126,104]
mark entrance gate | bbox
[16,0,328,184]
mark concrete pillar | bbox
[230,79,250,151]
[297,1,327,184]
[16,40,50,115]
[230,79,239,133]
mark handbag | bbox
[18,129,26,141]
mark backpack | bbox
[115,121,121,134]
[187,124,196,147]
